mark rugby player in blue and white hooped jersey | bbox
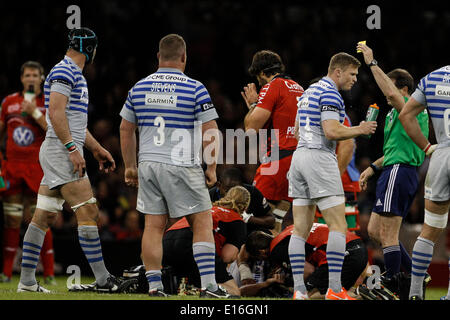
[399,66,450,300]
[17,28,125,293]
[287,53,377,300]
[120,34,231,298]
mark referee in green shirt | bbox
[357,42,429,297]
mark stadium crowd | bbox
[0,0,449,299]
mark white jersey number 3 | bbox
[154,116,165,146]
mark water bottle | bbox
[22,85,35,116]
[363,103,379,138]
[0,176,9,191]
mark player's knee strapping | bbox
[36,194,65,213]
[424,209,448,229]
[71,197,97,212]
[3,202,24,217]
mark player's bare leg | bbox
[367,212,382,244]
[409,199,450,299]
[320,203,347,234]
[59,178,114,289]
[141,213,167,293]
[186,210,214,243]
[291,204,316,239]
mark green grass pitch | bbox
[0,275,447,300]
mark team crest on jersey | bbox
[443,74,450,83]
[13,126,35,146]
[80,88,89,104]
[387,109,394,125]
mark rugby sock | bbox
[409,237,434,298]
[146,270,163,291]
[327,231,346,293]
[399,242,412,273]
[383,245,401,279]
[193,242,217,291]
[2,227,20,278]
[19,223,45,286]
[41,229,55,277]
[288,234,307,294]
[78,225,109,286]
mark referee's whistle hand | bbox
[358,167,374,191]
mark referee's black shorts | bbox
[162,228,233,288]
[305,239,368,294]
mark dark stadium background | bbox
[0,0,449,279]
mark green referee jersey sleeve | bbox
[382,97,429,167]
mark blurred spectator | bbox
[114,210,143,241]
[97,209,116,241]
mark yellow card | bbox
[357,41,366,53]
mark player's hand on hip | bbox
[358,120,377,135]
[359,167,374,191]
[204,166,217,188]
[356,42,374,65]
[124,167,138,188]
[93,147,116,173]
[69,149,86,178]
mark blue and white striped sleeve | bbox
[194,81,218,123]
[48,65,76,97]
[411,75,427,106]
[320,90,344,121]
[119,89,137,124]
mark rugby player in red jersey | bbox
[0,61,56,284]
[242,50,304,225]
